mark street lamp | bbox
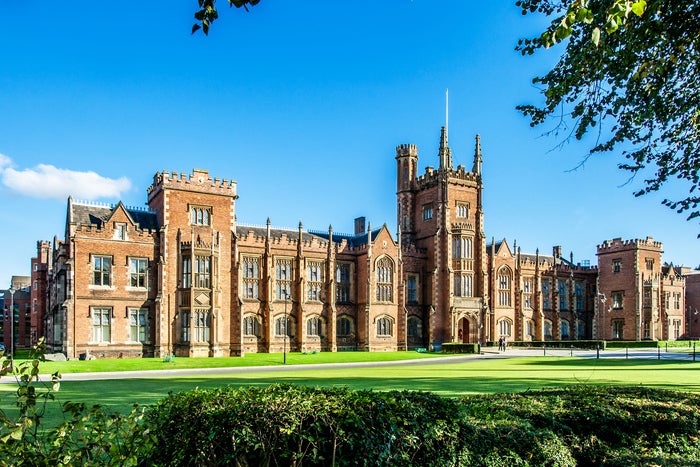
[283,290,289,365]
[597,293,606,341]
[8,285,16,357]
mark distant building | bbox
[11,126,694,359]
[1,275,31,352]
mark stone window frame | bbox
[337,315,353,337]
[114,222,127,241]
[611,291,624,309]
[129,307,150,344]
[306,315,324,337]
[407,316,422,338]
[422,203,433,221]
[375,256,394,303]
[243,314,261,337]
[498,318,512,337]
[241,256,260,300]
[128,257,149,289]
[376,315,394,337]
[90,306,112,343]
[91,254,113,287]
[190,205,212,226]
[455,201,469,219]
[275,257,294,301]
[306,260,324,302]
[336,262,352,304]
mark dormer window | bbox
[115,223,127,240]
[190,206,211,226]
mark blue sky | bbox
[1,1,698,288]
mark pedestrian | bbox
[503,336,507,351]
[498,336,504,352]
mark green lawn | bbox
[31,350,444,374]
[2,355,698,429]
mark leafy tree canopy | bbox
[192,0,260,35]
[516,0,700,232]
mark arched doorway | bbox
[457,317,471,343]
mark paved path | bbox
[2,347,697,383]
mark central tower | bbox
[397,128,487,348]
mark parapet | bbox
[597,236,663,253]
[147,168,237,202]
[395,144,418,159]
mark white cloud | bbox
[0,159,131,200]
[0,153,11,170]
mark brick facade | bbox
[10,126,693,359]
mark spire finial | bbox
[472,134,482,175]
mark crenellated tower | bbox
[397,127,486,349]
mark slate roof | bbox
[237,224,386,247]
[71,202,159,231]
[237,225,327,243]
[313,227,386,247]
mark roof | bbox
[237,225,326,243]
[71,201,159,231]
[314,227,386,247]
[236,224,387,247]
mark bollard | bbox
[666,342,668,353]
[570,345,573,357]
[596,343,600,359]
[626,346,628,359]
[543,345,546,357]
[694,342,696,362]
[658,346,661,360]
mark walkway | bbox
[3,346,691,383]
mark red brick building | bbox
[31,127,697,358]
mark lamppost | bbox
[8,285,16,357]
[597,293,606,341]
[283,290,289,365]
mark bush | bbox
[442,343,479,354]
[141,384,468,466]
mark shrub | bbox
[141,384,469,466]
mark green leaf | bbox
[591,27,601,46]
[631,1,646,17]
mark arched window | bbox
[376,316,393,336]
[190,207,211,226]
[544,319,553,340]
[307,316,323,337]
[275,316,292,337]
[526,319,535,339]
[407,316,422,338]
[243,315,260,337]
[337,316,353,337]
[498,318,512,337]
[561,319,570,339]
[376,257,393,302]
[497,267,512,307]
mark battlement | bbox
[147,168,237,200]
[597,236,663,253]
[416,164,480,189]
[395,144,418,158]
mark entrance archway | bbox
[457,317,471,343]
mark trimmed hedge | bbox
[141,385,469,466]
[139,384,700,466]
[2,383,699,465]
[506,340,605,350]
[442,343,479,354]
